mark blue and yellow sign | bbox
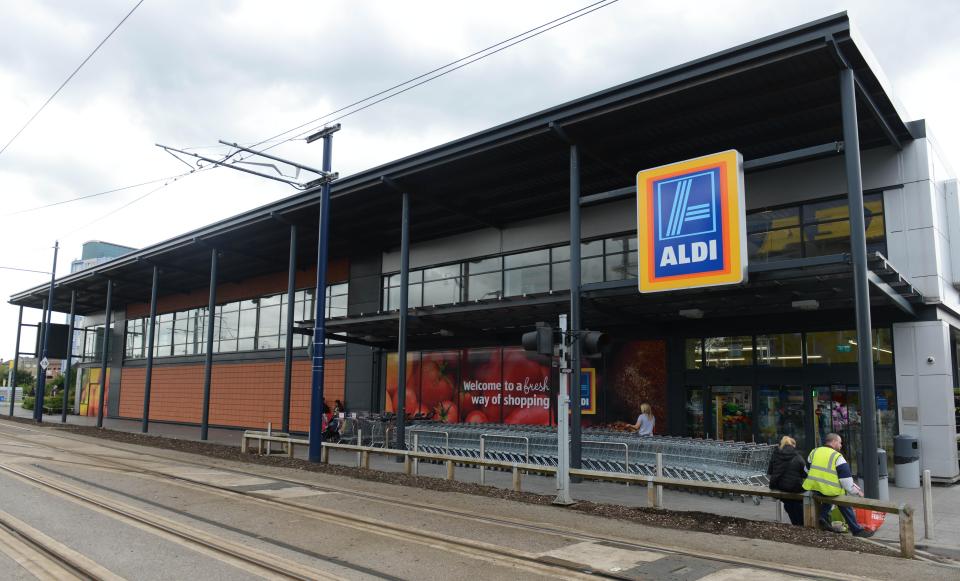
[579,368,596,415]
[636,150,747,292]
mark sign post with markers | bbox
[637,150,747,293]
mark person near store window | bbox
[767,435,806,526]
[802,432,874,537]
[630,403,655,436]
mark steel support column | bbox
[9,306,23,417]
[201,249,217,440]
[569,144,583,471]
[282,225,297,433]
[141,266,159,433]
[308,131,335,462]
[96,280,112,428]
[841,67,880,499]
[396,191,410,452]
[35,242,58,423]
[61,291,76,423]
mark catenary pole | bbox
[35,241,59,423]
[96,280,112,428]
[840,67,880,499]
[569,143,583,472]
[201,249,217,440]
[308,127,337,462]
[396,191,410,452]
[9,305,23,417]
[282,224,297,433]
[141,265,159,432]
[61,290,75,422]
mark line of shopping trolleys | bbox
[334,415,774,498]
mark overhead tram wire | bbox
[231,0,620,154]
[21,1,619,234]
[0,0,146,158]
[8,172,193,216]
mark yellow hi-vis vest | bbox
[802,446,844,496]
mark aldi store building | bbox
[10,14,960,482]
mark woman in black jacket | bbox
[767,435,807,526]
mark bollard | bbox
[413,434,419,476]
[479,438,486,485]
[266,422,273,455]
[361,451,370,470]
[922,469,934,540]
[403,454,412,475]
[320,445,329,464]
[776,499,783,523]
[446,459,455,481]
[646,476,657,508]
[356,429,363,467]
[655,452,663,507]
[512,465,521,492]
[802,491,817,528]
[899,504,915,558]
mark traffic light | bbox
[522,322,554,356]
[580,330,609,359]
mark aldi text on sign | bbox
[636,150,747,292]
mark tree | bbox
[12,369,34,392]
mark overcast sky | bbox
[1,0,958,359]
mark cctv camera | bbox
[927,356,935,364]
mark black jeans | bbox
[781,499,804,526]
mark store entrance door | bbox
[711,386,752,441]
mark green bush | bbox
[21,397,34,411]
[42,395,63,413]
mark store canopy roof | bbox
[11,12,918,314]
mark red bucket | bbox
[855,508,886,532]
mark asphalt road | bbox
[0,420,953,581]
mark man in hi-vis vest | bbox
[802,432,874,538]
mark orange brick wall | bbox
[118,359,345,432]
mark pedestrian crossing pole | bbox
[554,314,574,506]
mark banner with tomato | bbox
[386,346,552,425]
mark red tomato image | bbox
[504,406,550,425]
[434,400,458,423]
[386,353,419,397]
[386,391,395,413]
[464,410,488,423]
[403,387,419,414]
[419,353,457,409]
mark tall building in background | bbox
[70,240,136,273]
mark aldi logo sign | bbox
[637,150,747,292]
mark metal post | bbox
[35,241,59,423]
[9,306,23,417]
[840,67,879,499]
[61,291,75,423]
[922,469,934,540]
[396,191,410,451]
[96,280,112,428]
[282,224,297,433]
[655,452,664,507]
[308,130,335,462]
[141,266,159,433]
[201,249,217,440]
[554,313,573,505]
[32,300,46,421]
[569,144,583,472]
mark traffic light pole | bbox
[553,314,574,506]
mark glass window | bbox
[258,304,281,350]
[604,252,638,281]
[686,388,706,438]
[504,265,549,296]
[805,330,858,364]
[747,206,800,234]
[551,261,569,291]
[804,197,849,223]
[756,333,803,367]
[712,385,752,441]
[874,328,893,365]
[467,256,501,275]
[581,240,603,258]
[803,221,851,257]
[685,339,703,370]
[704,336,753,368]
[423,264,460,282]
[551,245,570,262]
[423,277,461,306]
[505,249,549,269]
[748,228,802,262]
[467,272,502,301]
[581,256,603,284]
[757,387,806,449]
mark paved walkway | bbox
[11,408,960,555]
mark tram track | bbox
[0,507,123,580]
[0,421,874,580]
